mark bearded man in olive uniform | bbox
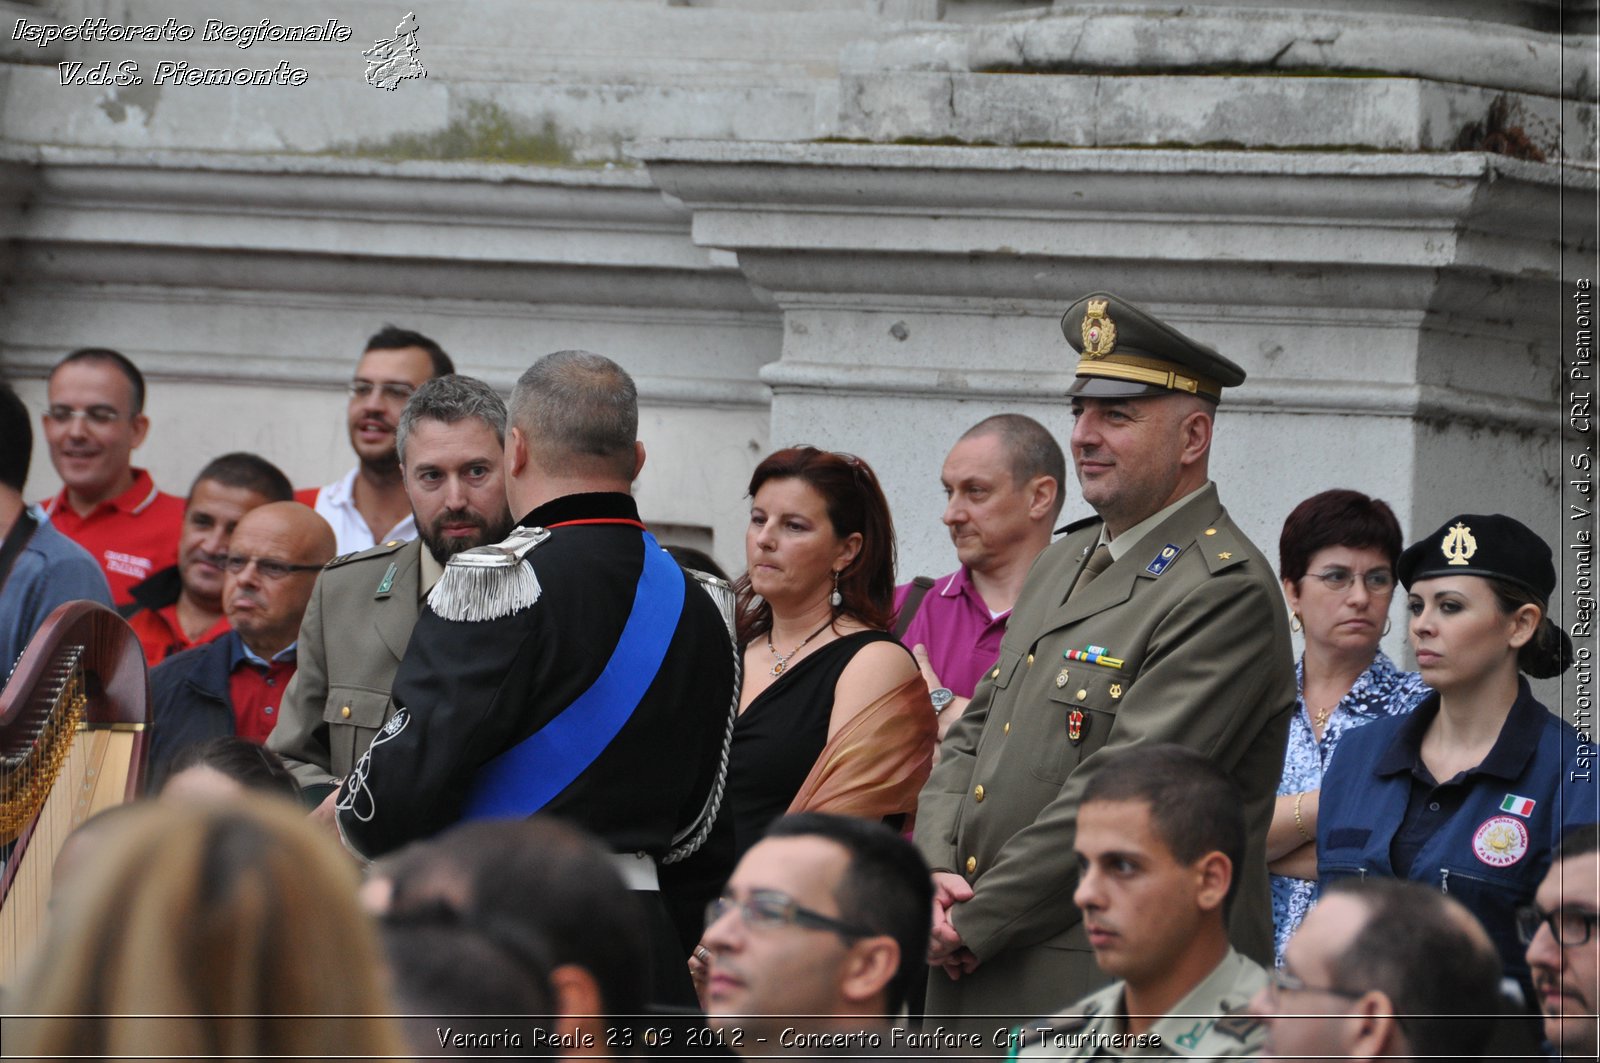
[915,293,1295,1036]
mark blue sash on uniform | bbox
[460,530,685,820]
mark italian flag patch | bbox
[1500,794,1536,817]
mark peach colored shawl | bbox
[785,674,935,822]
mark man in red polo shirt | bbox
[39,348,184,607]
[123,452,295,666]
[145,501,335,784]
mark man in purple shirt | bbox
[894,415,1065,742]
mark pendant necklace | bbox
[767,620,832,677]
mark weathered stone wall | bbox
[1,0,1594,607]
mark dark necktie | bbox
[1069,543,1114,602]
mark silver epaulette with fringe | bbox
[663,566,740,864]
[427,526,551,622]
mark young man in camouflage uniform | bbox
[1011,745,1266,1061]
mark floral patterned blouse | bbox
[1271,651,1430,964]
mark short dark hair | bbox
[49,348,147,415]
[666,545,730,583]
[365,325,454,378]
[383,817,649,1018]
[395,375,507,467]
[159,736,302,800]
[380,908,554,1035]
[1323,878,1504,1062]
[1556,823,1600,862]
[0,382,32,493]
[764,813,933,1015]
[189,452,294,504]
[509,350,638,481]
[1080,744,1246,916]
[961,414,1067,521]
[1278,488,1403,585]
[734,447,898,643]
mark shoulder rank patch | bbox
[1144,543,1182,576]
[325,537,408,570]
[427,526,550,622]
[1056,514,1104,537]
[1213,1013,1263,1044]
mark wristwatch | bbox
[930,687,955,714]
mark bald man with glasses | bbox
[146,501,335,785]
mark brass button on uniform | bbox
[1004,721,1011,735]
[1076,689,1088,701]
[340,705,352,719]
[965,856,977,874]
[974,785,985,802]
[1204,528,1217,537]
[991,667,1000,679]
[1026,653,1034,666]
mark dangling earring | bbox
[830,571,842,608]
[1382,617,1392,636]
[1291,613,1303,633]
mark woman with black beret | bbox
[1317,513,1590,1006]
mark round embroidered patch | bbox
[1473,815,1530,867]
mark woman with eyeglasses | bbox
[1318,513,1588,1007]
[1267,490,1430,964]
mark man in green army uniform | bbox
[917,292,1295,1035]
[1010,746,1266,1061]
[268,375,513,816]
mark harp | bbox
[0,600,149,983]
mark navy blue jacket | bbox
[147,632,239,785]
[1319,679,1596,997]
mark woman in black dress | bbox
[725,446,934,858]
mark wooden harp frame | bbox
[0,600,150,983]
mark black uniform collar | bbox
[126,564,183,613]
[520,491,642,530]
[1375,676,1545,782]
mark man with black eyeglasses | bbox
[1524,824,1600,1060]
[698,813,933,1056]
[147,501,335,784]
[295,325,453,554]
[1248,877,1504,1063]
[38,347,185,607]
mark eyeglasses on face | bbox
[1305,567,1395,594]
[45,404,124,427]
[1262,966,1362,1007]
[1516,905,1599,947]
[223,555,324,580]
[347,380,417,403]
[705,890,875,940]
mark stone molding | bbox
[0,147,777,406]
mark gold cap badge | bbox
[1081,298,1117,359]
[1442,522,1477,566]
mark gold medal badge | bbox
[1081,299,1117,359]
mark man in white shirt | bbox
[297,325,454,554]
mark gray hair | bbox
[960,414,1067,520]
[509,351,638,480]
[396,374,509,466]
